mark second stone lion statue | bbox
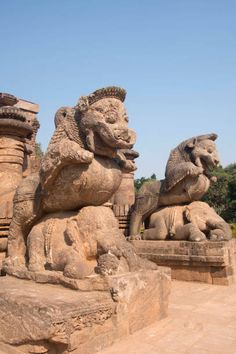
[129,133,220,236]
[142,201,232,242]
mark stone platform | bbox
[98,280,236,354]
[0,268,171,354]
[132,239,236,285]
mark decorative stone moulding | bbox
[132,239,236,285]
[0,93,39,271]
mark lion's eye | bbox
[96,107,104,113]
[208,148,213,153]
[106,115,117,124]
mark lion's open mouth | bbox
[200,158,216,173]
[96,124,133,149]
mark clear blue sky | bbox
[1,0,235,178]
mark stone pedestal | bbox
[0,268,171,354]
[132,239,236,285]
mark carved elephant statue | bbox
[27,206,157,279]
[143,201,232,242]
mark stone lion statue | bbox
[4,87,141,272]
[143,201,232,242]
[129,134,220,236]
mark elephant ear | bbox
[183,206,192,223]
[64,218,79,245]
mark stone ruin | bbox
[0,86,235,353]
[0,87,170,354]
[0,93,39,272]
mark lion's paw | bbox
[79,150,94,163]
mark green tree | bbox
[35,142,44,158]
[134,173,157,192]
[223,164,236,222]
[202,164,236,223]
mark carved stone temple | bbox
[0,93,39,271]
[0,87,170,354]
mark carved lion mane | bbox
[164,133,219,191]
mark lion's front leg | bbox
[58,139,94,164]
[40,138,94,189]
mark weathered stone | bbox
[132,239,236,285]
[4,87,141,275]
[1,87,171,354]
[0,93,40,269]
[142,201,232,242]
[112,149,139,236]
[0,268,171,354]
[129,134,220,236]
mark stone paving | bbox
[99,280,236,354]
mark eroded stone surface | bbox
[98,280,236,354]
[0,88,171,354]
[111,150,139,236]
[129,134,231,243]
[4,87,152,280]
[0,93,39,268]
[0,268,171,354]
[132,239,236,285]
[143,201,232,242]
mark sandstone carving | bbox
[0,87,171,354]
[111,149,139,235]
[0,93,40,270]
[4,87,156,279]
[143,201,232,242]
[129,134,223,237]
[27,206,156,279]
[0,268,171,354]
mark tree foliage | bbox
[134,173,157,192]
[35,142,44,158]
[202,164,236,223]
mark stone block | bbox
[0,268,171,354]
[132,239,236,285]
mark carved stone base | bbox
[132,239,236,285]
[0,268,171,354]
